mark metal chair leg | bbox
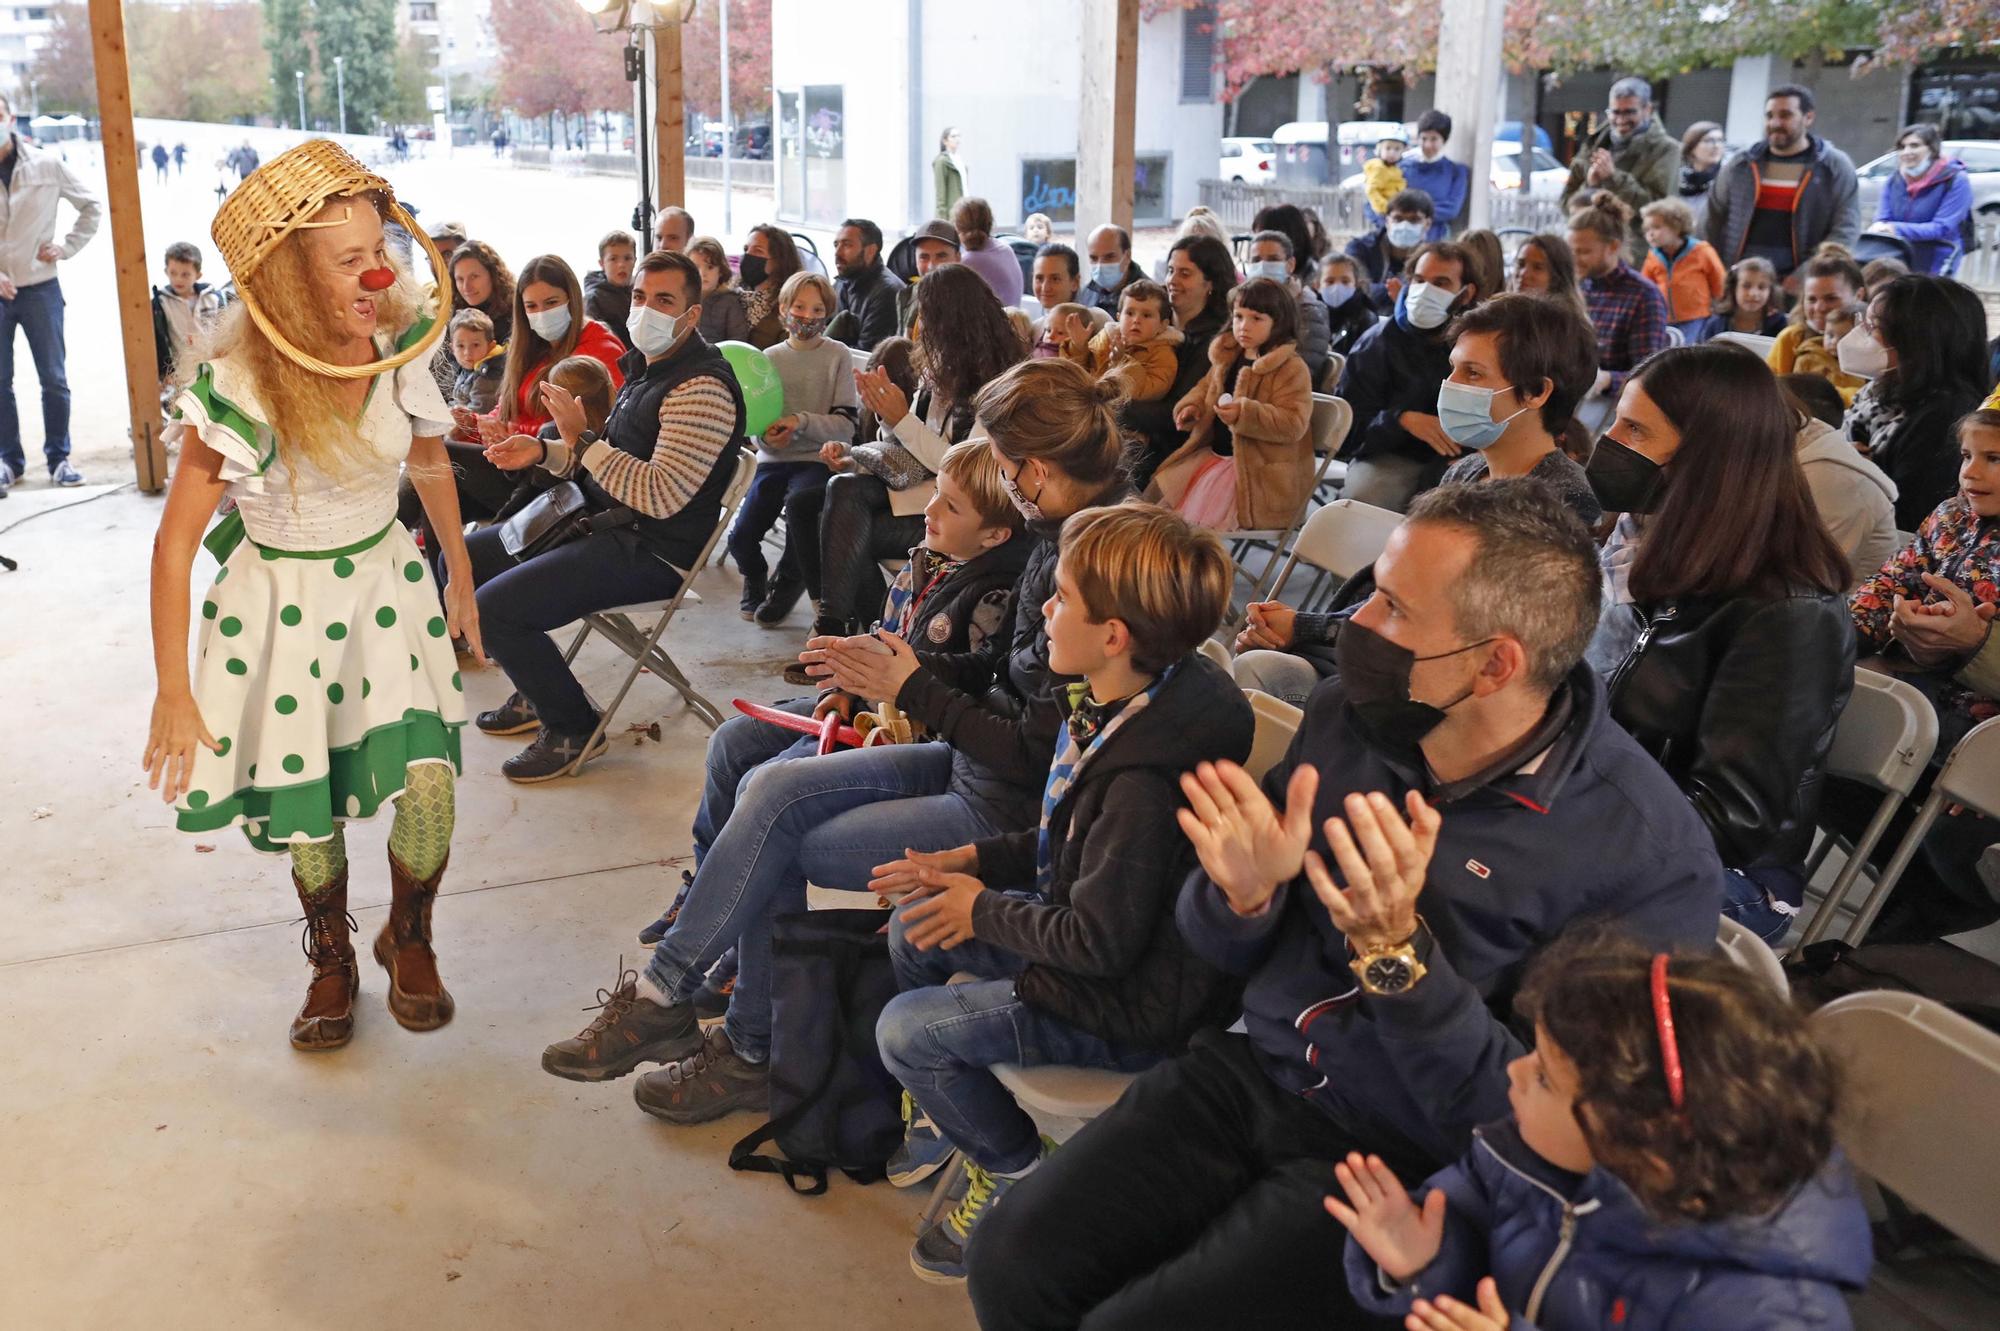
[1840,791,1947,945]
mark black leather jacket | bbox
[1602,588,1856,871]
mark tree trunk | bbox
[1321,62,1343,189]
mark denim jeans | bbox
[461,524,683,736]
[877,902,1159,1174]
[1723,865,1803,944]
[1230,650,1321,708]
[725,461,828,591]
[644,739,1009,1062]
[690,703,820,865]
[0,278,70,475]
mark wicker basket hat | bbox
[211,138,451,380]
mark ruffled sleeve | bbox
[391,317,454,437]
[167,362,273,483]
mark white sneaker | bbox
[51,460,84,487]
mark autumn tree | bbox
[263,0,313,126]
[129,1,270,123]
[681,0,773,126]
[25,3,98,116]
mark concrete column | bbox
[1432,0,1506,229]
[1726,55,1774,149]
[1076,0,1139,236]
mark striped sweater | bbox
[542,373,738,519]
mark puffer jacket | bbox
[970,654,1251,1049]
[1705,134,1861,274]
[1875,157,1974,275]
[1601,587,1856,870]
[896,481,1137,828]
[1347,1119,1872,1330]
[1149,333,1315,530]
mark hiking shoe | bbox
[51,459,84,486]
[754,578,808,627]
[693,947,738,1020]
[738,577,768,620]
[637,868,695,946]
[476,691,540,736]
[501,727,609,783]
[632,1026,769,1124]
[910,1159,1024,1284]
[540,964,702,1081]
[887,1091,956,1188]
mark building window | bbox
[1180,3,1215,104]
[409,2,437,20]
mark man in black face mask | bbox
[969,478,1724,1331]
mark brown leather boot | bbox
[373,852,455,1031]
[291,871,358,1051]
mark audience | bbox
[1870,122,1974,276]
[1339,240,1486,512]
[1677,119,1727,231]
[1569,192,1669,427]
[1336,927,1870,1329]
[968,478,1721,1328]
[687,235,754,345]
[1586,344,1855,942]
[725,271,858,626]
[951,196,1024,308]
[584,228,637,349]
[490,254,627,439]
[1082,223,1146,315]
[1783,374,1900,585]
[1770,247,1867,402]
[1639,197,1726,341]
[431,239,514,398]
[1347,188,1434,310]
[1152,276,1315,533]
[1021,211,1053,246]
[1401,110,1469,240]
[1028,242,1104,356]
[444,307,506,417]
[737,224,806,349]
[1694,254,1787,342]
[1509,231,1593,326]
[465,249,748,781]
[1246,228,1331,383]
[1314,252,1377,358]
[876,505,1251,1283]
[653,205,695,254]
[1842,273,1993,530]
[896,219,962,335]
[1361,127,1408,224]
[1121,234,1237,486]
[828,216,904,352]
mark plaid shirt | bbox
[1583,262,1671,395]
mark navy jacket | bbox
[1175,666,1723,1169]
[1337,312,1454,465]
[1347,1120,1872,1330]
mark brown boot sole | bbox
[291,964,358,1051]
[373,931,456,1031]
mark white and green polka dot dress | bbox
[169,325,468,855]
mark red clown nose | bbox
[359,267,396,292]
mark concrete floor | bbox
[0,485,977,1329]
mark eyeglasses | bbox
[1700,134,1725,146]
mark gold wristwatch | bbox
[1350,922,1428,996]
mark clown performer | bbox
[144,141,474,1051]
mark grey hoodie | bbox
[1797,416,1899,587]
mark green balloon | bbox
[716,340,785,438]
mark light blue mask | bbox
[1436,378,1531,450]
[1246,260,1290,282]
[1090,261,1125,289]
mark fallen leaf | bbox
[31,806,52,820]
[155,1124,168,1132]
[195,844,216,854]
[445,1270,462,1282]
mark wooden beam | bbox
[653,17,685,210]
[1075,0,1139,236]
[87,0,161,492]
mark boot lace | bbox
[576,962,642,1035]
[297,908,358,964]
[945,1161,997,1240]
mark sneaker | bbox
[632,1026,770,1124]
[475,691,540,736]
[501,727,609,783]
[0,461,15,494]
[637,868,695,945]
[910,1159,1023,1285]
[738,577,768,621]
[692,947,737,1020]
[754,578,808,627]
[50,459,84,487]
[886,1091,956,1188]
[540,965,703,1082]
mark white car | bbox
[1855,139,2000,223]
[1220,137,1278,185]
[1339,141,1568,200]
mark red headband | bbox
[1650,953,1685,1112]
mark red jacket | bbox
[499,317,628,433]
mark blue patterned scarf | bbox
[1035,668,1171,893]
[879,546,966,637]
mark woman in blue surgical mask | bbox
[493,253,628,440]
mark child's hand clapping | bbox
[1323,1152,1446,1282]
[819,440,854,471]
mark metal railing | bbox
[1957,216,2000,293]
[1197,178,1564,243]
[507,145,774,189]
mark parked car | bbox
[1220,136,1278,185]
[1272,120,1404,186]
[1854,138,2000,222]
[1338,140,1568,201]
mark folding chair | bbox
[1664,324,1686,348]
[558,448,757,763]
[1796,670,1939,947]
[1716,915,1788,997]
[1833,714,2000,944]
[1245,690,1303,784]
[1196,637,1233,673]
[1228,393,1353,610]
[1260,495,1403,614]
[1710,330,1777,359]
[1810,990,2000,1262]
[848,345,871,374]
[1316,351,1346,394]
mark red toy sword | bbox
[732,699,864,755]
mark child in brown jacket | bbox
[1068,280,1183,403]
[1146,277,1315,532]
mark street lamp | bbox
[295,69,306,134]
[334,55,346,136]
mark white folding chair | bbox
[848,345,871,373]
[1811,990,2000,1262]
[1711,330,1777,359]
[1797,670,1939,947]
[1228,393,1354,610]
[1316,351,1345,394]
[1196,637,1233,673]
[1715,915,1788,997]
[558,448,757,761]
[1245,690,1303,784]
[1834,714,2000,943]
[1260,496,1403,614]
[1663,324,1686,348]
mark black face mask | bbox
[1586,435,1667,514]
[1335,620,1491,754]
[738,254,769,288]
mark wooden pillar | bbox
[1075,0,1138,236]
[87,0,161,492]
[652,16,685,209]
[1433,0,1506,230]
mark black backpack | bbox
[729,908,905,1194]
[1787,938,2000,1033]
